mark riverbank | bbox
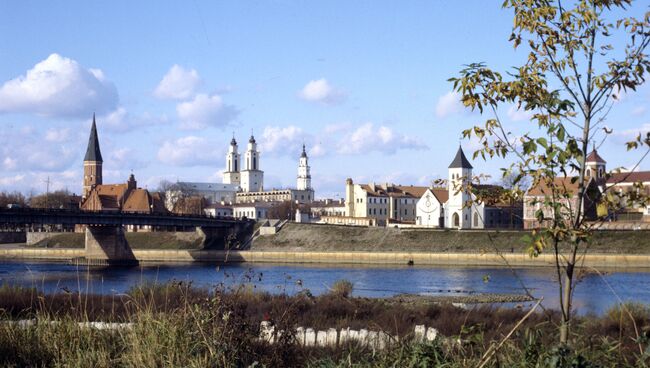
[2,246,650,269]
[25,231,203,249]
[0,283,646,367]
[253,223,650,253]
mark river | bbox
[1,261,649,315]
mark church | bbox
[340,146,522,229]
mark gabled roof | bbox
[606,171,650,185]
[448,146,473,169]
[430,188,449,204]
[586,149,606,164]
[84,114,103,162]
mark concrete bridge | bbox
[0,208,253,266]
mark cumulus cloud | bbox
[157,136,222,166]
[299,78,346,105]
[260,126,309,156]
[0,53,118,118]
[435,91,464,118]
[154,65,201,100]
[177,93,238,130]
[338,123,428,155]
[0,127,78,173]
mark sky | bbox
[0,1,649,199]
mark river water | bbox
[1,261,649,315]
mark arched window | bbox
[473,212,479,227]
[452,212,460,227]
[253,157,257,170]
[586,169,591,177]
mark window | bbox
[452,213,460,227]
[253,157,257,169]
[473,212,479,227]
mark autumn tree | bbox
[450,0,650,344]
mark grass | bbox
[0,281,649,367]
[253,223,650,253]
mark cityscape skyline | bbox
[1,1,649,198]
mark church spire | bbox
[84,113,103,162]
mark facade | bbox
[236,188,314,204]
[204,203,234,218]
[232,202,274,220]
[415,188,448,227]
[240,135,264,192]
[311,199,346,218]
[82,115,103,199]
[444,146,485,229]
[344,180,427,225]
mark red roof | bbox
[606,171,650,185]
[586,149,606,164]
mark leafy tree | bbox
[450,0,650,344]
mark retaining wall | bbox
[26,232,71,245]
[1,248,649,269]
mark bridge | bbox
[0,208,253,266]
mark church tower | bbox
[82,114,103,199]
[446,146,473,229]
[296,144,311,190]
[223,135,241,186]
[585,146,606,181]
[240,134,264,192]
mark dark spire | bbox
[301,143,307,158]
[448,145,472,169]
[230,131,237,146]
[249,134,256,144]
[84,114,103,162]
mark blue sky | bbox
[0,1,648,198]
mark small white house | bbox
[233,202,274,220]
[204,203,234,218]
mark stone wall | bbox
[26,232,70,245]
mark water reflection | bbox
[1,261,648,315]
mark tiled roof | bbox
[586,149,606,164]
[122,189,152,212]
[527,177,581,197]
[430,188,449,203]
[359,184,430,198]
[606,171,650,185]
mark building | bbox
[223,135,241,186]
[165,182,238,210]
[204,203,234,218]
[240,135,264,192]
[523,176,600,229]
[82,114,103,200]
[232,202,275,220]
[311,199,346,218]
[344,180,427,226]
[415,187,448,227]
[297,144,312,190]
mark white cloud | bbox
[299,78,346,105]
[0,53,118,118]
[157,136,222,166]
[435,91,464,118]
[3,157,17,170]
[337,123,428,155]
[101,107,169,133]
[154,65,201,100]
[45,128,71,143]
[309,143,326,157]
[260,126,308,156]
[0,174,25,187]
[507,105,534,122]
[176,93,238,130]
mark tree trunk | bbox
[560,259,575,344]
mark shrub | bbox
[329,279,353,298]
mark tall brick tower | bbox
[82,114,103,199]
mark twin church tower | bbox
[223,134,312,193]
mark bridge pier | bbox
[83,226,138,266]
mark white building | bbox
[165,182,238,210]
[204,203,234,218]
[240,135,264,193]
[233,202,274,220]
[415,188,448,227]
[444,146,485,229]
[223,136,241,186]
[297,144,311,190]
